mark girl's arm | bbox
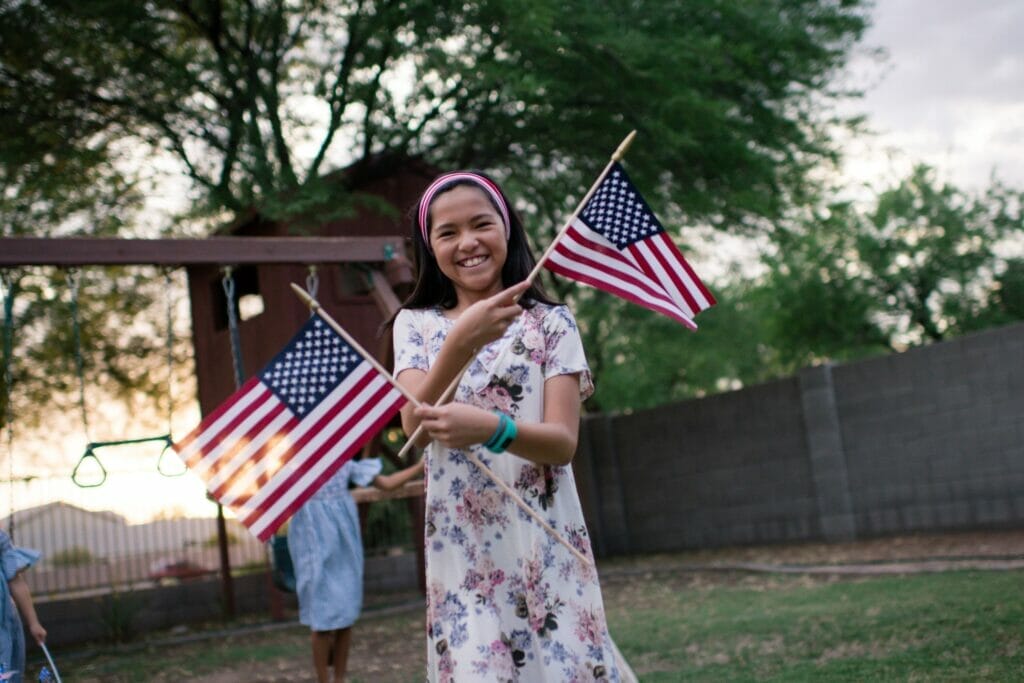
[397,281,530,446]
[371,458,425,491]
[414,373,581,466]
[9,572,46,644]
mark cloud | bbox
[840,0,1024,190]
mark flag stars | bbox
[258,318,369,415]
[582,169,664,250]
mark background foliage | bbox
[3,0,1022,426]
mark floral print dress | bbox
[394,303,622,682]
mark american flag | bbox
[172,315,406,541]
[545,162,715,328]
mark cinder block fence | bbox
[573,321,1024,556]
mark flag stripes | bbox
[547,220,700,328]
[543,162,715,327]
[172,315,407,541]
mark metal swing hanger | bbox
[68,267,184,488]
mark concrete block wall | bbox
[574,321,1024,555]
[579,377,820,554]
[833,323,1024,535]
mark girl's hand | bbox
[29,620,46,644]
[415,403,501,449]
[450,280,530,351]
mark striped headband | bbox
[417,172,511,247]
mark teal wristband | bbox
[485,412,517,453]
[483,412,506,450]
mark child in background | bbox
[288,456,424,683]
[0,529,46,683]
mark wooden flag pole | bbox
[289,284,593,567]
[527,129,636,279]
[395,129,639,460]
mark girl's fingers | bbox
[504,279,532,298]
[491,280,531,306]
[414,405,440,421]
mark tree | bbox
[2,0,870,225]
[585,165,1024,412]
[855,166,1024,343]
[1,0,872,426]
[768,165,1024,358]
[746,166,1023,382]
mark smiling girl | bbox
[393,171,623,681]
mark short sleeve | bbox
[349,457,384,487]
[0,530,40,581]
[393,308,430,376]
[542,306,595,400]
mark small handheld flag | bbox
[545,162,715,327]
[173,315,407,541]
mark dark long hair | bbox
[400,171,556,311]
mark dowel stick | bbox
[290,283,423,408]
[292,283,590,564]
[527,129,637,280]
[464,450,592,566]
[395,355,472,459]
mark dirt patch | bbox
[599,529,1024,570]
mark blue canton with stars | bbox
[579,161,665,250]
[258,316,363,416]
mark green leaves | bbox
[582,165,1024,413]
[1,0,880,421]
[3,0,871,230]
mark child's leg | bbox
[331,627,353,683]
[311,630,334,683]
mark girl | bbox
[393,171,623,681]
[288,456,424,683]
[0,529,46,683]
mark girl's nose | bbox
[457,230,479,250]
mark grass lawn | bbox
[607,569,1024,681]
[51,568,1024,681]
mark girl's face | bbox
[428,184,508,305]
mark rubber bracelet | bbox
[483,412,509,450]
[487,413,517,453]
[494,417,517,452]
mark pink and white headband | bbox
[417,172,511,246]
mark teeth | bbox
[460,256,486,267]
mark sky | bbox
[840,0,1024,193]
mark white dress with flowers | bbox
[394,303,621,682]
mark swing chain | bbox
[1,270,17,538]
[65,268,91,442]
[221,267,245,389]
[156,267,186,477]
[162,268,175,434]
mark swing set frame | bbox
[0,234,417,617]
